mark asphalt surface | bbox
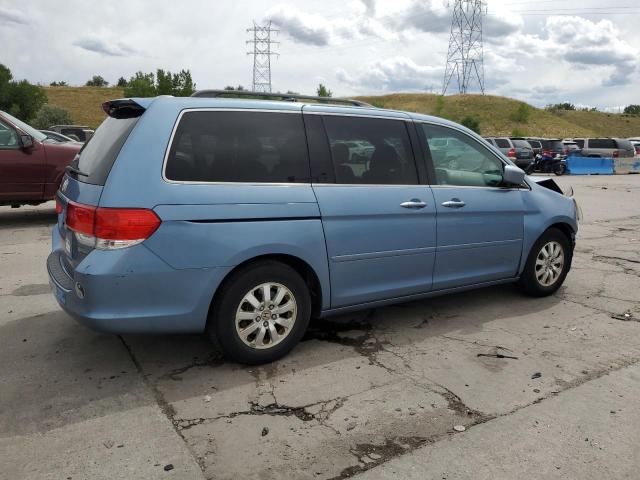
[1,175,639,480]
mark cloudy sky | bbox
[1,0,639,108]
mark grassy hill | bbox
[44,87,640,138]
[44,87,124,128]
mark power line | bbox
[247,21,279,93]
[443,0,486,95]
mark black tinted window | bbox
[166,111,309,183]
[494,139,511,148]
[574,139,584,148]
[512,140,531,149]
[322,116,418,185]
[76,117,139,185]
[588,138,616,149]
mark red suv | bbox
[0,110,81,207]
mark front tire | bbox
[208,261,311,364]
[519,228,572,297]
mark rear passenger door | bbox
[418,122,525,290]
[304,110,436,308]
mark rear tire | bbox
[519,228,572,297]
[208,261,311,365]
[554,163,566,176]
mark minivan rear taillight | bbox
[66,202,160,250]
[507,148,516,158]
[612,150,619,158]
[55,197,63,215]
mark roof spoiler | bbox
[191,89,373,108]
[102,99,147,119]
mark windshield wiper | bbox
[65,165,89,177]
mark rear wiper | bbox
[65,165,89,177]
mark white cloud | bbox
[265,5,333,46]
[0,6,28,25]
[73,37,138,57]
[337,57,442,92]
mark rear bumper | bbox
[48,228,232,334]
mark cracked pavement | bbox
[1,175,639,479]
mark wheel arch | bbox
[208,254,325,322]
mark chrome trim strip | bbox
[332,246,436,263]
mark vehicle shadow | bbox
[0,204,57,228]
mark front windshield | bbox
[0,110,47,142]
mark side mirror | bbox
[19,134,34,149]
[503,164,525,186]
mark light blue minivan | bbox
[48,91,579,364]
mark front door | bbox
[305,111,437,308]
[0,118,44,202]
[418,123,525,290]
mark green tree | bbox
[123,69,195,97]
[123,71,156,97]
[85,75,109,87]
[116,77,128,87]
[510,103,531,123]
[316,83,332,97]
[49,81,68,87]
[461,116,481,134]
[545,102,575,111]
[0,64,12,108]
[32,105,73,129]
[0,64,46,121]
[623,104,640,115]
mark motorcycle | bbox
[525,152,567,176]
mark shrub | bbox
[32,105,73,129]
[461,116,481,134]
[623,104,640,115]
[85,75,109,87]
[0,64,47,122]
[510,103,531,123]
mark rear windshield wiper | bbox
[65,165,89,177]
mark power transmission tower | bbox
[247,21,279,92]
[442,0,486,95]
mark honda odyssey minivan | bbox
[48,91,579,364]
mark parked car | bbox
[629,141,640,156]
[562,141,582,156]
[0,110,82,207]
[40,130,82,144]
[48,93,579,364]
[522,138,543,156]
[539,139,565,158]
[572,138,634,158]
[484,137,534,169]
[48,125,95,143]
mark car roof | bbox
[126,95,482,132]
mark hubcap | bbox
[235,282,297,350]
[535,241,565,287]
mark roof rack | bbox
[190,89,373,108]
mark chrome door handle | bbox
[400,199,427,209]
[442,198,466,208]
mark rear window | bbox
[494,139,511,148]
[165,111,310,183]
[75,117,139,185]
[512,140,531,149]
[528,140,541,148]
[615,139,633,150]
[574,139,585,148]
[540,140,563,151]
[588,138,616,149]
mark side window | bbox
[589,138,616,149]
[574,139,584,148]
[165,111,310,183]
[0,120,19,148]
[494,138,510,148]
[322,116,418,185]
[421,124,504,187]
